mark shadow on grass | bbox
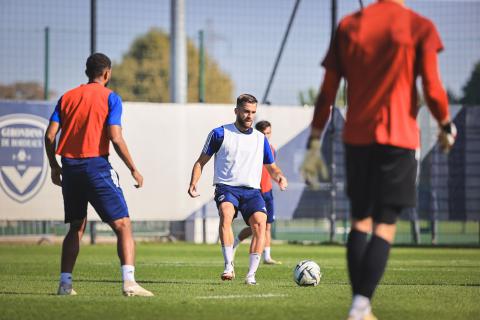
[287,241,480,249]
[0,291,56,296]
[75,279,223,286]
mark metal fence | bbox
[0,0,479,245]
[1,1,479,105]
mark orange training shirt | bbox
[316,1,449,149]
[50,83,123,158]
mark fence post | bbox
[44,27,49,100]
[202,205,207,244]
[198,30,205,103]
[410,208,421,244]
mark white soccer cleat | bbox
[221,270,235,281]
[221,263,235,281]
[122,281,154,297]
[348,295,375,320]
[57,283,77,296]
[220,262,235,281]
[346,312,377,320]
[244,275,257,285]
[263,258,282,265]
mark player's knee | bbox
[250,223,264,236]
[373,223,397,244]
[68,219,87,235]
[220,215,233,227]
[219,211,235,224]
[249,215,266,235]
[351,217,372,233]
[110,217,131,233]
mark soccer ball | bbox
[293,260,322,286]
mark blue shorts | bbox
[61,156,129,223]
[262,190,275,223]
[214,184,267,225]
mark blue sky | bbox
[0,0,479,105]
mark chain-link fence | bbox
[1,0,479,244]
[1,1,478,105]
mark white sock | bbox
[221,245,234,270]
[247,253,261,277]
[263,247,271,261]
[121,265,135,282]
[60,272,72,285]
[233,236,241,249]
[349,294,371,317]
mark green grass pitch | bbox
[0,243,479,320]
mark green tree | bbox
[460,61,480,106]
[298,87,317,107]
[110,28,233,103]
[0,81,56,100]
[297,81,347,108]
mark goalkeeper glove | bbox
[438,121,457,154]
[300,138,329,189]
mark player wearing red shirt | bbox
[45,53,153,297]
[300,1,456,319]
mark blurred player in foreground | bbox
[188,94,288,285]
[233,120,282,265]
[45,53,153,297]
[300,1,456,319]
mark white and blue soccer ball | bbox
[293,260,322,286]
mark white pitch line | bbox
[196,293,288,300]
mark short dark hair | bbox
[85,53,111,79]
[236,93,258,108]
[255,120,271,133]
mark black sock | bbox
[357,235,391,299]
[346,229,369,295]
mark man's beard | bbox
[236,116,252,129]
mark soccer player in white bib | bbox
[188,94,288,285]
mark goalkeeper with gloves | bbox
[300,1,456,319]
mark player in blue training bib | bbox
[188,94,288,285]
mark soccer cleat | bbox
[348,295,375,320]
[364,313,377,320]
[263,258,282,265]
[57,283,77,296]
[244,275,257,285]
[221,263,235,281]
[122,281,154,297]
[221,270,235,281]
[347,312,377,320]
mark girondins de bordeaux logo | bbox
[0,114,48,203]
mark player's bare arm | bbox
[108,125,143,188]
[188,153,212,197]
[265,163,288,191]
[44,121,62,186]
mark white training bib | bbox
[213,123,265,189]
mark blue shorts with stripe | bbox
[262,190,275,223]
[61,156,129,223]
[214,184,267,225]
